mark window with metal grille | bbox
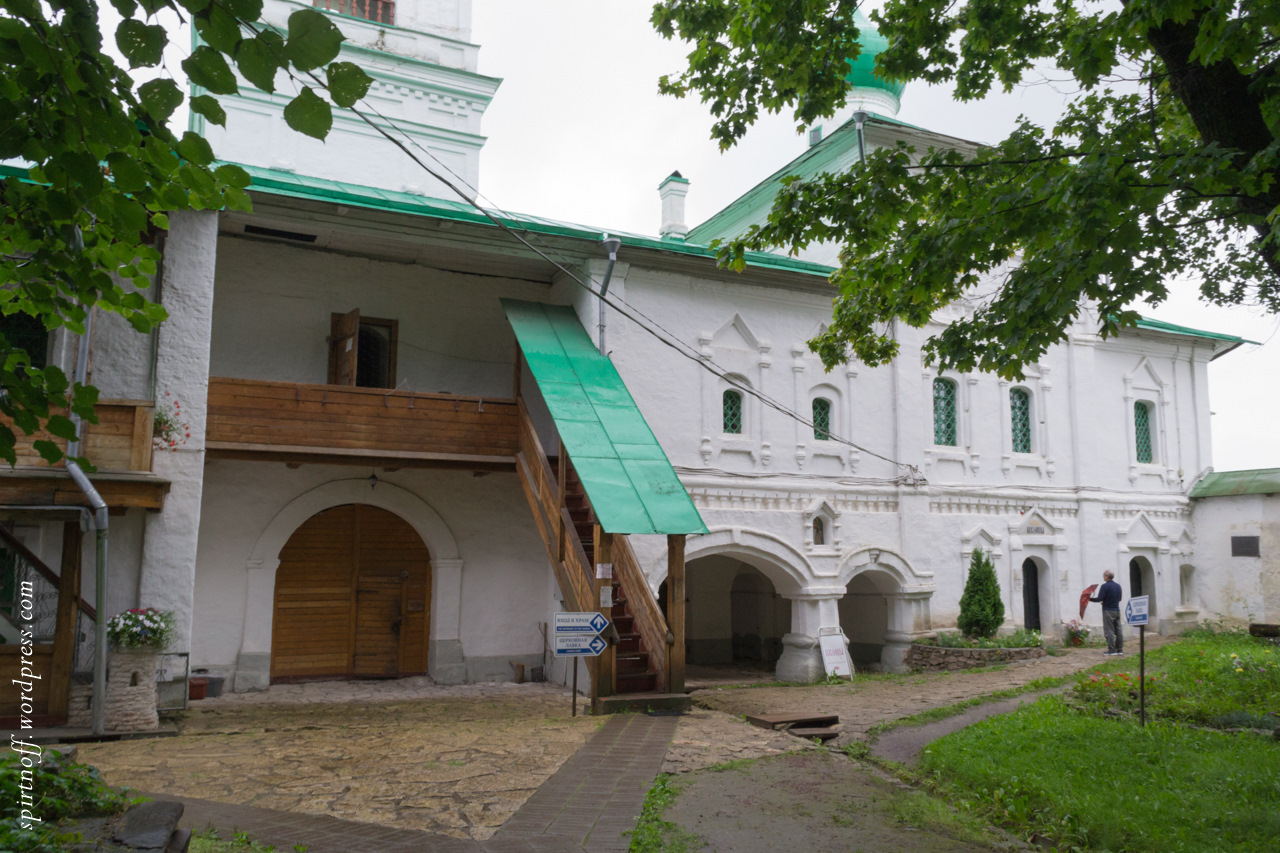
[812,517,825,545]
[933,378,957,446]
[1010,388,1032,453]
[812,397,832,441]
[1134,401,1153,464]
[722,390,743,434]
[313,0,395,24]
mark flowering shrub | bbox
[1072,669,1162,715]
[107,607,175,649]
[153,391,190,450]
[1064,619,1091,647]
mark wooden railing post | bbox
[556,452,567,562]
[593,524,615,701]
[667,534,686,695]
[49,521,83,719]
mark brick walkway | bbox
[150,713,677,853]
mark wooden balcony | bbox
[0,400,168,510]
[6,400,155,473]
[205,377,519,470]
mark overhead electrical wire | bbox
[236,21,924,484]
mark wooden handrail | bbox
[613,536,671,692]
[0,525,95,621]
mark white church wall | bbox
[208,236,540,399]
[191,459,550,687]
[1191,493,1277,625]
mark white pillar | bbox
[138,211,218,653]
[776,590,843,682]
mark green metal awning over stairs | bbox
[503,299,707,536]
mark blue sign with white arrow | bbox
[554,612,609,635]
[554,634,608,656]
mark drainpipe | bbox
[853,110,869,164]
[597,237,622,356]
[66,310,110,735]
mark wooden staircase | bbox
[514,398,688,713]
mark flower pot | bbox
[189,677,209,700]
[106,646,160,731]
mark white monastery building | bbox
[2,0,1272,724]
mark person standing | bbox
[1089,570,1124,655]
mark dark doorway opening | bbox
[1022,558,1041,631]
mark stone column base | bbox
[775,633,824,683]
[233,652,271,693]
[428,639,466,684]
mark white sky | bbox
[470,0,1280,473]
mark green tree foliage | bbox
[652,1,1280,379]
[0,0,372,465]
[957,549,1004,638]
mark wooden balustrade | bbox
[205,377,518,466]
[3,400,154,473]
[613,536,671,692]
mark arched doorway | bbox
[677,555,790,670]
[837,570,895,670]
[1129,556,1157,626]
[271,504,431,682]
[1022,558,1041,631]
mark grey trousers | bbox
[1102,609,1123,653]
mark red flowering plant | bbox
[106,607,175,649]
[153,391,190,450]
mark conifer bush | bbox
[958,549,1004,638]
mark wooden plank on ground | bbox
[745,712,840,730]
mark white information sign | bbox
[596,562,613,579]
[1125,595,1150,626]
[555,634,607,656]
[600,586,613,608]
[818,633,854,678]
[554,612,609,634]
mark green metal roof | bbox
[227,163,833,279]
[1190,468,1280,498]
[1131,316,1255,346]
[503,299,707,536]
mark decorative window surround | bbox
[960,525,1004,584]
[923,371,981,474]
[1123,357,1176,485]
[791,343,858,472]
[699,316,771,468]
[997,367,1056,479]
[802,499,841,554]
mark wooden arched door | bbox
[271,504,431,682]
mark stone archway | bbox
[836,548,935,673]
[837,569,894,670]
[1129,555,1158,626]
[270,504,431,683]
[233,480,463,692]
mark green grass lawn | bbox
[918,629,1280,852]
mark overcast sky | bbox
[469,1,1280,474]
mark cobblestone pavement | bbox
[79,682,600,841]
[76,638,1171,841]
[667,637,1175,772]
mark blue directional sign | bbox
[554,634,608,656]
[1125,596,1150,626]
[554,612,609,635]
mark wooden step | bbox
[616,652,649,673]
[788,726,841,742]
[617,633,642,653]
[612,614,634,633]
[594,692,692,715]
[745,712,840,731]
[616,671,657,693]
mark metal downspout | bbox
[67,310,110,735]
[853,110,869,164]
[597,237,621,356]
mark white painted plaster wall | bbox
[1191,494,1279,625]
[191,460,551,683]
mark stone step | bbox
[593,692,692,715]
[616,671,657,693]
[788,726,841,742]
[745,711,840,731]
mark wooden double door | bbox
[271,504,431,682]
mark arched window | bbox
[722,389,743,434]
[1134,401,1153,464]
[813,517,825,545]
[932,378,957,446]
[812,397,832,441]
[1010,388,1032,453]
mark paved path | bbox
[150,714,676,853]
